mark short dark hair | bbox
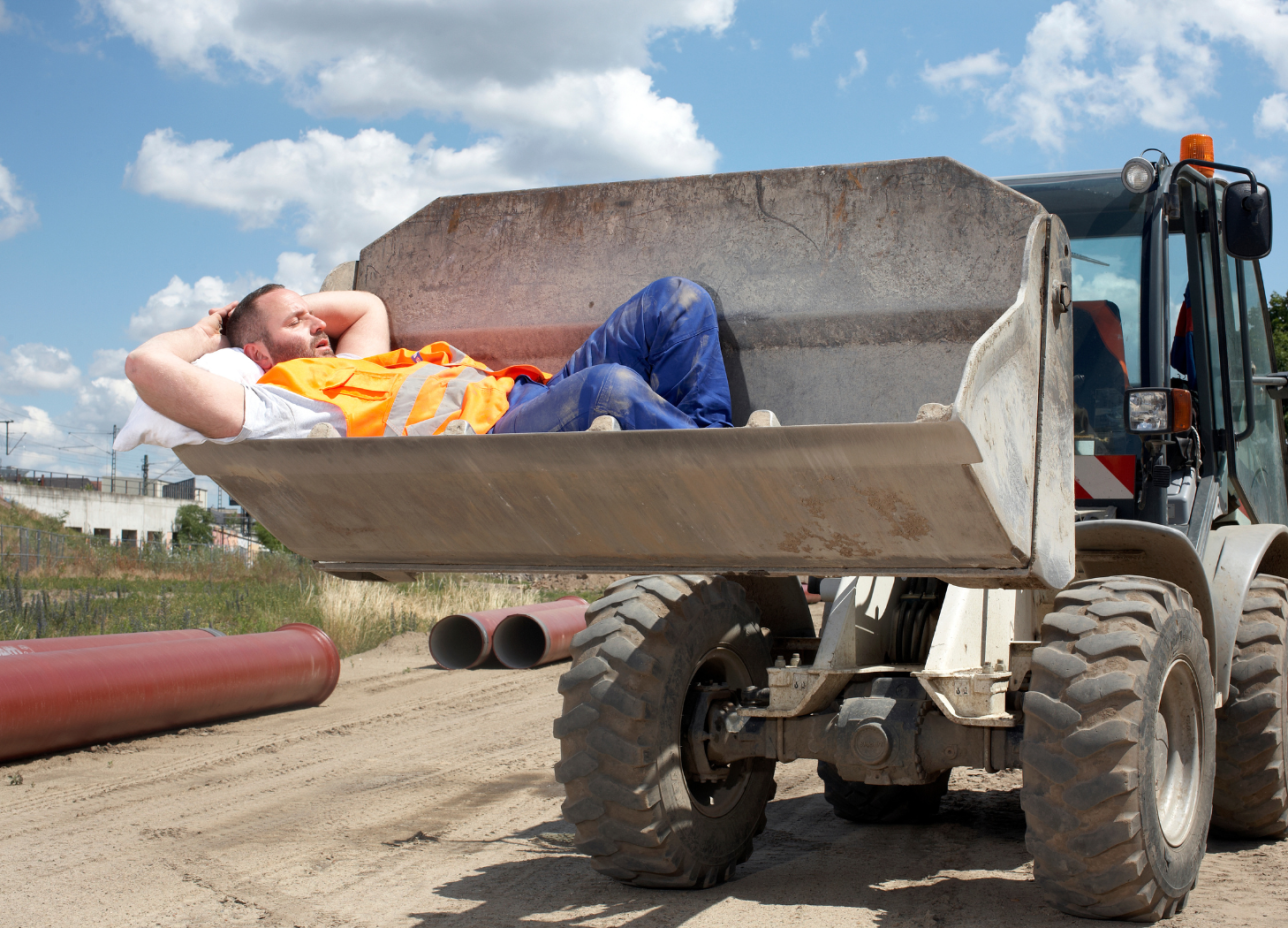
[226,283,283,348]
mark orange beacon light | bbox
[1181,134,1215,177]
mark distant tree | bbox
[1269,291,1288,368]
[173,504,214,545]
[253,522,287,553]
[1268,292,1287,434]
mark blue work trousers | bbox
[491,277,732,433]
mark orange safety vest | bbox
[257,343,550,437]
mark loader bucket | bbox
[177,157,1075,587]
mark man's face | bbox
[252,289,334,367]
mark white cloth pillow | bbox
[113,348,265,452]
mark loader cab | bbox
[1001,161,1287,534]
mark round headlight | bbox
[1121,157,1156,194]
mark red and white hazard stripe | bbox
[1075,455,1136,500]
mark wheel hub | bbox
[680,647,755,818]
[1154,658,1203,847]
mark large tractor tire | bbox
[817,761,950,823]
[1022,577,1215,921]
[1212,574,1288,837]
[554,575,776,888]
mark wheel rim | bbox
[1154,658,1203,847]
[680,647,754,819]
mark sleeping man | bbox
[119,277,741,450]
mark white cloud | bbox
[125,250,335,342]
[133,119,716,267]
[74,377,138,433]
[0,405,65,472]
[89,348,130,378]
[95,0,734,90]
[104,1,729,264]
[1246,154,1286,183]
[0,2,12,32]
[837,49,868,90]
[0,158,39,241]
[126,128,524,267]
[912,104,937,124]
[922,50,1009,92]
[0,378,140,474]
[95,1,725,171]
[791,13,826,59]
[1255,93,1288,135]
[923,0,1288,151]
[0,344,81,393]
[275,252,322,295]
[127,273,254,341]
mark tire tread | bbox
[1212,575,1288,838]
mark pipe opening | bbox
[493,614,549,669]
[429,614,488,670]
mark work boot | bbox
[745,409,781,427]
[588,415,622,432]
[308,423,341,438]
[443,419,477,435]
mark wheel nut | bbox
[852,722,890,765]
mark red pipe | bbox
[0,628,221,658]
[0,623,340,762]
[493,599,590,669]
[429,597,588,670]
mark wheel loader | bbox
[177,145,1283,921]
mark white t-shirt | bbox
[113,349,357,452]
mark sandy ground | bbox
[2,631,1286,928]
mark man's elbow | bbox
[123,350,150,389]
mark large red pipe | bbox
[493,599,590,669]
[429,597,588,670]
[0,628,222,658]
[0,623,340,762]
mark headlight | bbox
[1121,157,1156,194]
[1125,388,1192,434]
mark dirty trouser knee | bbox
[551,277,732,429]
[491,364,696,433]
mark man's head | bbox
[227,283,334,371]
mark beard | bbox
[266,333,333,365]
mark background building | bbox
[1,468,208,545]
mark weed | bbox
[0,500,603,657]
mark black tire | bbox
[1212,574,1288,837]
[817,761,950,823]
[1022,576,1215,921]
[554,575,776,888]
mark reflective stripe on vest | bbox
[383,364,439,437]
[404,367,489,436]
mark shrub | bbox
[253,523,287,553]
[173,504,214,545]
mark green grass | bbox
[0,499,603,656]
[0,552,323,642]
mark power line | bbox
[0,401,118,435]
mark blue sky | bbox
[2,0,1286,492]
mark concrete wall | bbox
[1,484,193,543]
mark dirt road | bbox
[2,631,1285,927]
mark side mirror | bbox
[1224,180,1273,259]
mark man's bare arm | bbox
[124,306,246,440]
[303,290,390,357]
